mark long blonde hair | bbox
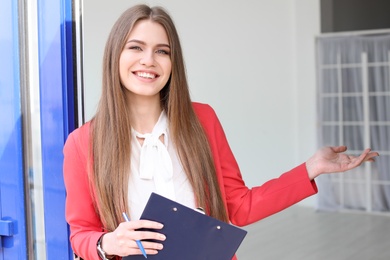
[91,5,228,231]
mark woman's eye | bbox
[129,46,142,51]
[156,49,170,55]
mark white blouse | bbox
[128,111,196,220]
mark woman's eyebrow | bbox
[126,39,170,48]
[126,39,145,45]
[156,43,171,49]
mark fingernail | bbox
[159,234,166,240]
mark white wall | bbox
[83,0,320,207]
[292,0,321,206]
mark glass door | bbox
[0,0,28,258]
[0,0,77,259]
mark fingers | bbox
[356,148,371,162]
[120,235,165,256]
[116,220,166,242]
[124,219,164,230]
[127,246,162,256]
[357,149,379,163]
[365,151,379,162]
[335,147,378,163]
[347,149,379,170]
[107,220,166,257]
[127,230,166,242]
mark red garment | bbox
[63,102,317,260]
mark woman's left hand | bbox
[305,146,379,180]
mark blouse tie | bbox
[134,112,175,200]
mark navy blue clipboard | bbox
[123,192,247,260]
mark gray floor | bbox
[236,206,390,260]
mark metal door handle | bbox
[0,219,14,248]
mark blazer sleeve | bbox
[193,103,318,227]
[63,124,105,260]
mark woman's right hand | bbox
[101,219,166,257]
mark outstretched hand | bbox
[305,146,379,180]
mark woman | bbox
[63,4,378,260]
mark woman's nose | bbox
[139,51,155,67]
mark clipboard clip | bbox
[195,207,206,215]
[175,207,221,229]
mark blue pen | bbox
[122,212,148,258]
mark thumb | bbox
[331,145,347,153]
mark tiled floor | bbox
[236,205,390,260]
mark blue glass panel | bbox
[0,0,27,259]
[37,0,74,259]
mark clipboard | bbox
[123,192,247,260]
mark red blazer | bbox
[63,102,317,260]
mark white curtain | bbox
[316,32,390,212]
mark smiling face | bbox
[119,19,172,102]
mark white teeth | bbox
[136,72,156,79]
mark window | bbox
[316,31,390,214]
